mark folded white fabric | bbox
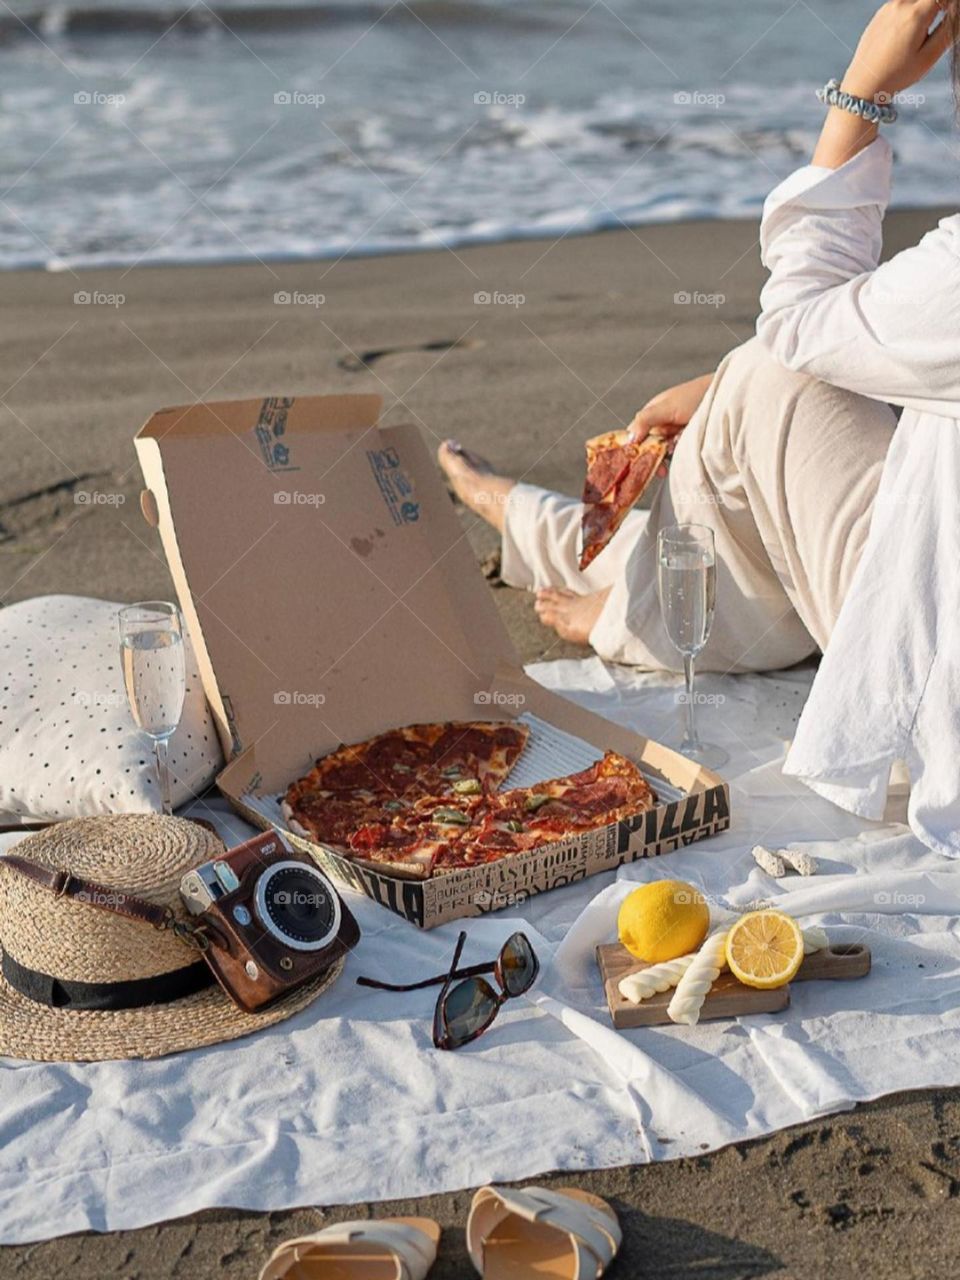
[0,595,222,820]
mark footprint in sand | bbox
[337,336,482,372]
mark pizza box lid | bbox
[134,394,519,783]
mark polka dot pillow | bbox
[0,596,223,822]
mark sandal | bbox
[467,1185,621,1278]
[258,1217,440,1280]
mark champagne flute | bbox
[656,524,728,769]
[118,602,186,815]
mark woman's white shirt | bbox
[757,136,960,856]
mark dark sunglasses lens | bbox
[501,933,538,997]
[443,978,499,1047]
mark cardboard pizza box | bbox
[135,395,730,928]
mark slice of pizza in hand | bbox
[579,428,670,571]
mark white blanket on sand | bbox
[2,658,960,1243]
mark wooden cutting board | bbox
[597,940,871,1029]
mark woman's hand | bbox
[842,0,953,101]
[813,0,954,168]
[628,371,714,445]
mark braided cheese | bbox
[617,953,697,1004]
[667,930,728,1026]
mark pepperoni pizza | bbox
[579,427,669,570]
[282,721,657,878]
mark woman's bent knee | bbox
[712,337,897,447]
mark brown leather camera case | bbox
[194,835,360,1012]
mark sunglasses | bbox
[357,930,539,1050]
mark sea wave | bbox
[2,0,958,272]
[1,0,558,40]
[7,181,956,274]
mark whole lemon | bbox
[617,880,710,964]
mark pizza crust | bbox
[349,851,435,880]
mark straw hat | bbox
[0,814,343,1062]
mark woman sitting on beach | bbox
[440,0,960,854]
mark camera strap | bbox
[2,854,172,927]
[0,854,212,951]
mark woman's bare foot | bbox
[437,439,515,533]
[535,587,610,646]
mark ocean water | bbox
[2,0,959,269]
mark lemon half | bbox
[725,910,804,990]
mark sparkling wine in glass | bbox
[657,524,728,769]
[118,601,186,815]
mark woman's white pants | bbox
[501,337,897,672]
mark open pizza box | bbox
[135,394,730,928]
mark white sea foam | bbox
[1,0,958,269]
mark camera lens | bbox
[254,861,340,952]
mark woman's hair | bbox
[951,3,960,112]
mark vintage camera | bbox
[179,831,359,1013]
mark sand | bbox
[9,1088,960,1278]
[1,209,955,1277]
